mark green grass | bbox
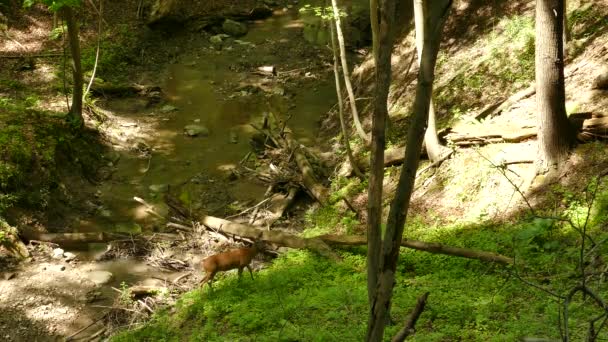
[113,177,608,341]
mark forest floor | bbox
[0,0,608,341]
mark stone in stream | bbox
[149,184,169,193]
[229,130,238,144]
[222,19,248,37]
[184,124,210,137]
[87,271,114,285]
[52,248,64,259]
[209,34,224,46]
[63,252,77,262]
[160,104,178,113]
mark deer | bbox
[200,239,265,288]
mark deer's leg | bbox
[246,265,254,280]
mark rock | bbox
[64,252,77,262]
[52,248,64,259]
[591,67,608,90]
[209,34,224,45]
[160,104,178,113]
[222,19,248,37]
[234,39,255,48]
[3,272,15,280]
[184,124,210,137]
[87,271,114,285]
[149,184,169,193]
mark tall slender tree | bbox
[24,0,84,128]
[330,16,364,179]
[62,4,83,128]
[413,0,450,163]
[331,0,369,143]
[535,0,575,173]
[366,0,395,311]
[366,0,452,340]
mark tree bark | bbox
[366,1,452,340]
[535,0,575,174]
[331,0,369,143]
[367,0,396,313]
[414,0,450,163]
[62,6,84,129]
[330,18,365,179]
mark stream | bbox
[71,5,347,287]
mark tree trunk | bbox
[62,6,84,129]
[330,19,365,179]
[414,0,449,163]
[331,0,369,143]
[366,1,452,340]
[367,0,396,312]
[535,0,575,174]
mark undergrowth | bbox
[113,175,608,341]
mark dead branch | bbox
[391,292,430,342]
[257,187,298,227]
[283,131,329,205]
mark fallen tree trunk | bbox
[199,215,341,261]
[193,215,514,265]
[20,232,179,245]
[319,234,513,265]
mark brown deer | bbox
[200,240,265,288]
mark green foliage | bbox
[23,0,81,11]
[80,24,138,78]
[299,4,346,20]
[49,23,67,40]
[114,178,608,340]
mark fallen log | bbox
[193,215,513,265]
[20,232,180,246]
[199,215,342,261]
[283,131,329,205]
[318,234,513,265]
